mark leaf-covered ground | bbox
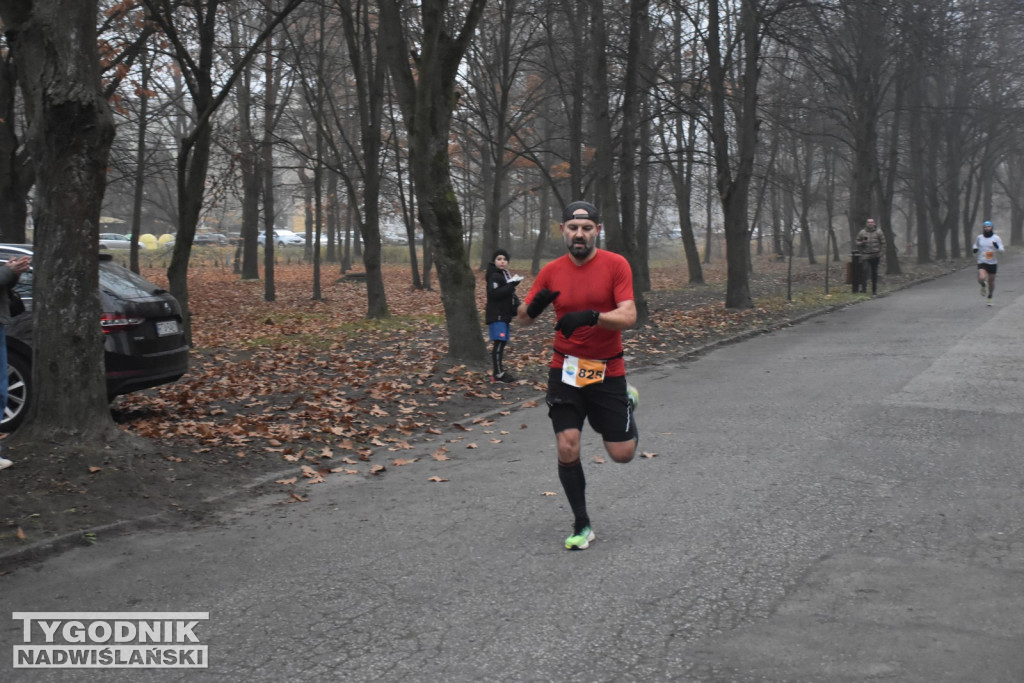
[0,251,965,560]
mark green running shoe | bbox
[626,383,639,412]
[565,525,595,550]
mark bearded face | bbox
[562,219,599,260]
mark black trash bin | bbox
[850,250,862,293]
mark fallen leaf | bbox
[466,443,478,449]
[370,464,386,475]
[428,476,449,482]
[392,458,418,466]
[320,446,334,458]
[641,451,658,458]
[593,455,606,464]
[541,492,557,496]
[431,447,451,461]
[276,477,298,485]
[88,466,102,474]
[489,438,503,444]
[16,527,25,540]
[289,492,309,503]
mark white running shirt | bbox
[974,233,1004,265]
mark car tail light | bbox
[100,312,145,333]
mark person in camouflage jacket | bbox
[855,218,886,294]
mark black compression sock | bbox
[558,459,589,531]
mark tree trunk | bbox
[231,16,262,280]
[797,136,816,265]
[592,0,649,324]
[260,30,277,303]
[338,0,388,318]
[0,0,119,444]
[129,50,150,275]
[379,0,488,365]
[391,134,422,288]
[0,51,30,243]
[706,0,757,310]
[665,13,704,284]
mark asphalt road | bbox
[3,256,1024,682]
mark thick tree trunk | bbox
[0,0,118,442]
[379,0,488,365]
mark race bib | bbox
[985,251,994,259]
[561,355,606,387]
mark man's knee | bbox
[605,439,636,464]
[556,429,581,462]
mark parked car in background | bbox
[257,229,305,247]
[194,233,229,246]
[0,244,189,431]
[99,233,132,250]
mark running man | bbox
[517,200,639,550]
[973,220,1004,306]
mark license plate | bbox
[156,320,180,337]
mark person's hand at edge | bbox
[555,310,599,339]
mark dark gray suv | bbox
[1,245,189,431]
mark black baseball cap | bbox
[562,200,600,223]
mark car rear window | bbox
[99,261,165,298]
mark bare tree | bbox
[336,0,390,317]
[141,0,304,338]
[378,0,489,365]
[704,0,764,310]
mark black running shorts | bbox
[545,368,636,442]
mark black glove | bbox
[526,288,560,318]
[556,310,599,339]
